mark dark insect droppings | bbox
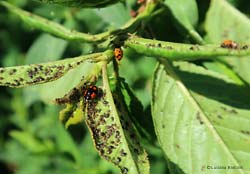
[28,70,34,78]
[100,149,105,155]
[120,149,127,157]
[116,157,121,163]
[196,112,204,124]
[121,167,129,174]
[241,130,250,135]
[166,46,173,50]
[242,45,248,49]
[9,69,17,75]
[14,79,21,86]
[103,100,109,105]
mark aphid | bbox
[220,40,238,49]
[84,85,98,101]
[114,47,123,61]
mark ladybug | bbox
[114,47,123,61]
[221,40,238,49]
[84,85,98,101]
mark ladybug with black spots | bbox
[114,47,123,61]
[84,85,98,101]
[220,39,238,49]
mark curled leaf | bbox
[84,64,149,174]
[125,36,250,61]
[36,0,122,8]
[0,52,108,88]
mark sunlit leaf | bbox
[205,0,250,85]
[152,59,250,174]
[36,0,122,8]
[163,0,203,43]
[26,34,67,64]
[94,3,130,28]
[125,37,250,61]
[0,52,108,88]
[84,64,149,174]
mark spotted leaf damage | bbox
[0,52,106,88]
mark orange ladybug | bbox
[221,40,238,49]
[114,47,123,61]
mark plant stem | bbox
[125,36,250,61]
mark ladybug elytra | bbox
[84,85,98,101]
[221,40,238,49]
[114,47,123,61]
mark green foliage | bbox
[0,51,111,87]
[152,60,250,174]
[205,0,250,84]
[85,69,149,174]
[124,36,250,60]
[36,0,123,8]
[1,0,250,174]
[163,0,203,44]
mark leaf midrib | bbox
[162,59,245,174]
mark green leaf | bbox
[65,107,84,129]
[124,36,250,61]
[24,58,110,106]
[26,34,67,64]
[164,0,198,28]
[33,3,67,20]
[59,100,85,129]
[55,123,82,164]
[23,33,67,105]
[118,78,153,141]
[0,1,108,42]
[163,0,203,44]
[119,53,157,106]
[94,3,130,28]
[84,64,149,174]
[58,103,77,125]
[36,0,122,8]
[202,61,244,85]
[205,0,250,84]
[152,60,250,174]
[0,52,107,87]
[10,130,54,153]
[75,9,107,34]
[23,61,99,106]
